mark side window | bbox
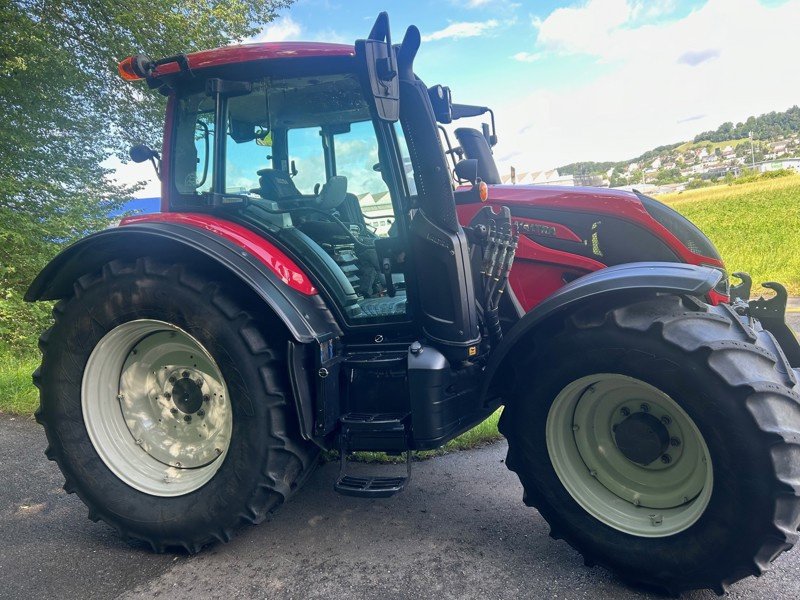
[174,94,214,194]
[287,127,326,194]
[334,120,396,237]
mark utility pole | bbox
[749,130,756,170]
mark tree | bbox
[0,0,292,349]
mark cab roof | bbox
[152,42,355,77]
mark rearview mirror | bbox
[356,12,399,122]
[129,143,161,180]
[129,144,158,163]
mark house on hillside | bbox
[651,157,662,170]
[358,191,395,236]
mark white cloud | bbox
[247,16,302,43]
[104,155,160,199]
[467,0,493,6]
[512,51,542,63]
[421,19,499,42]
[492,0,800,173]
[535,0,631,56]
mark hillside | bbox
[558,106,800,188]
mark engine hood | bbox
[483,184,653,222]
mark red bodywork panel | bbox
[457,185,725,311]
[120,213,318,296]
[152,42,354,77]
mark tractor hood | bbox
[456,184,725,272]
[483,184,652,221]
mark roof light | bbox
[118,57,141,81]
[118,54,153,82]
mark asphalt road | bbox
[2,415,800,600]
[2,308,799,600]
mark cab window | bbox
[172,73,411,325]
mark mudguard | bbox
[480,262,722,402]
[25,222,342,344]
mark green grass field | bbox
[658,173,800,295]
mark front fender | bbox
[25,222,342,344]
[480,262,722,402]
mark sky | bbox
[118,0,800,197]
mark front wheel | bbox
[34,258,319,552]
[500,294,800,595]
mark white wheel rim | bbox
[82,319,232,497]
[546,374,713,537]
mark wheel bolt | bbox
[661,415,672,426]
[170,408,178,415]
[640,403,650,413]
[197,409,205,418]
[183,415,192,423]
[620,407,630,417]
[182,371,190,378]
[196,379,203,387]
[670,437,681,447]
[164,392,171,399]
[203,395,210,403]
[168,376,176,384]
[661,454,671,464]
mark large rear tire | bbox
[500,294,800,594]
[34,258,320,552]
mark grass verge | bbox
[0,349,39,416]
[659,174,800,296]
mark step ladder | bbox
[334,413,410,498]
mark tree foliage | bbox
[694,106,800,143]
[0,0,292,348]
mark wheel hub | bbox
[82,320,232,497]
[171,374,204,414]
[546,374,714,537]
[613,412,670,465]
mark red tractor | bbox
[27,13,800,595]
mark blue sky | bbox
[122,0,800,196]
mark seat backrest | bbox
[255,168,303,202]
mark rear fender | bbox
[25,222,342,344]
[480,262,722,403]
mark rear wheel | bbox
[500,294,800,594]
[35,258,319,552]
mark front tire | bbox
[34,258,319,552]
[500,294,800,594]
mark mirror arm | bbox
[149,155,161,181]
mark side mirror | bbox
[129,143,161,180]
[455,159,479,184]
[357,12,399,122]
[129,144,158,163]
[482,123,497,148]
